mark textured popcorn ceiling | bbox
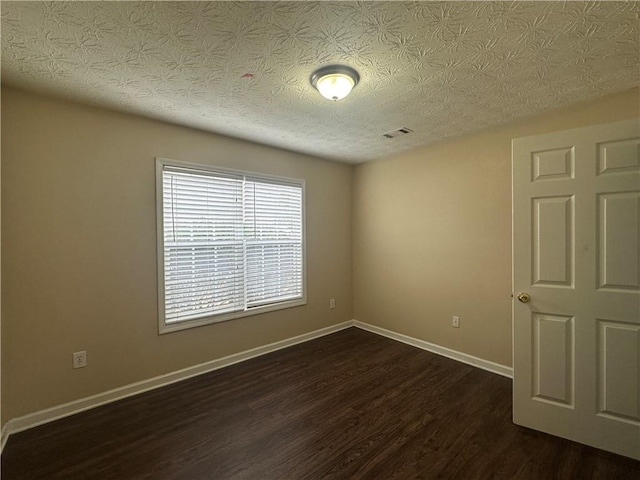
[2,1,638,163]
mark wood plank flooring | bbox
[3,327,639,479]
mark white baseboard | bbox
[353,321,513,378]
[1,424,10,452]
[1,319,512,452]
[1,321,355,449]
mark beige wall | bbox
[353,88,640,367]
[3,86,638,424]
[1,87,353,421]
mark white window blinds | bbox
[244,179,304,307]
[159,161,304,329]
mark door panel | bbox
[597,320,640,423]
[597,192,640,291]
[532,147,575,182]
[532,313,574,406]
[532,196,574,287]
[513,119,640,460]
[597,138,640,175]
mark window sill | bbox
[159,297,307,334]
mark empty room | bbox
[1,1,639,479]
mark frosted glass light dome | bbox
[311,65,360,101]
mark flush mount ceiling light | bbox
[310,65,360,101]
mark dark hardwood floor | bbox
[3,327,639,479]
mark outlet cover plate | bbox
[73,351,87,369]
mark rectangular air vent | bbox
[383,127,413,139]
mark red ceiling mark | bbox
[241,73,254,78]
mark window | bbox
[156,158,306,333]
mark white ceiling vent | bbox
[383,127,413,139]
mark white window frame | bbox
[156,157,307,334]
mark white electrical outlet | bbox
[329,298,335,309]
[73,351,87,369]
[452,316,460,328]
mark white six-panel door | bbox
[512,119,640,460]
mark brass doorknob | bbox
[517,292,531,303]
